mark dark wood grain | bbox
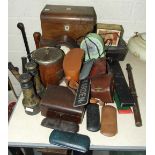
[40,5,96,40]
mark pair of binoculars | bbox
[19,62,45,115]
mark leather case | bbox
[63,48,84,82]
[40,85,85,124]
[41,118,79,133]
[107,60,135,107]
[105,39,128,61]
[89,57,107,78]
[86,104,100,132]
[100,105,117,137]
[91,74,114,103]
[49,130,91,153]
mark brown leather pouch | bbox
[100,105,117,137]
[91,74,114,103]
[40,85,85,124]
[63,48,84,82]
[89,57,107,78]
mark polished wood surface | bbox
[39,60,64,87]
[40,5,96,40]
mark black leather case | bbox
[105,39,128,61]
[49,130,90,153]
[86,104,100,132]
[108,60,135,107]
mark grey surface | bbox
[8,142,146,151]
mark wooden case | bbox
[105,39,128,61]
[40,85,85,124]
[40,5,97,40]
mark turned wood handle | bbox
[33,32,41,49]
[17,22,31,61]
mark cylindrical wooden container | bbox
[32,47,64,87]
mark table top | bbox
[8,53,146,150]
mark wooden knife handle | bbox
[33,32,41,49]
[17,22,31,61]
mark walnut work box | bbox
[40,5,97,40]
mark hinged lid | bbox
[40,85,84,116]
[32,47,64,65]
[41,5,96,24]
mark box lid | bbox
[41,5,96,24]
[40,85,85,116]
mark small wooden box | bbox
[40,5,97,40]
[40,85,85,124]
[97,23,124,46]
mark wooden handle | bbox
[33,32,41,49]
[17,22,31,61]
[126,63,142,127]
[17,22,25,31]
[133,102,142,127]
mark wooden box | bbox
[97,23,124,46]
[40,85,85,124]
[40,5,96,40]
